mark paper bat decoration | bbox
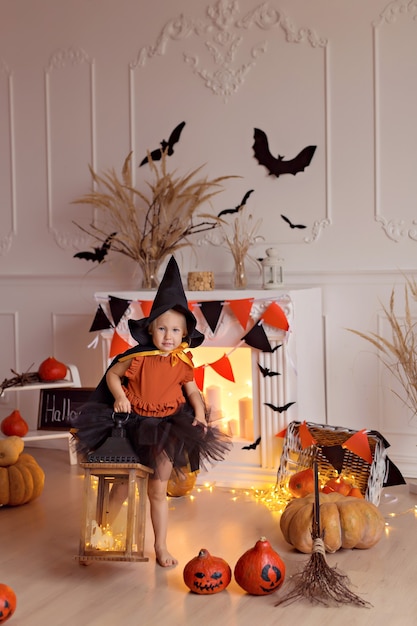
[281,214,307,230]
[242,436,261,450]
[74,232,117,264]
[258,363,280,377]
[271,344,282,352]
[253,128,316,178]
[264,401,295,413]
[217,189,254,217]
[139,121,186,166]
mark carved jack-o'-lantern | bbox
[234,537,286,595]
[183,548,231,594]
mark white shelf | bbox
[0,364,81,396]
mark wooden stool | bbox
[76,462,153,563]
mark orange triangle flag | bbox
[139,300,153,317]
[261,301,289,331]
[342,429,373,464]
[276,427,287,438]
[227,298,254,330]
[194,365,205,391]
[109,330,131,357]
[209,354,235,382]
[298,421,317,449]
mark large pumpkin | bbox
[280,492,385,553]
[167,467,197,497]
[183,549,231,594]
[0,438,45,506]
[234,537,286,595]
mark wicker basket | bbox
[276,421,387,505]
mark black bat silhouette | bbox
[258,363,280,377]
[242,436,261,450]
[253,128,316,177]
[271,344,282,352]
[74,232,117,264]
[217,189,254,218]
[264,401,295,413]
[139,121,186,166]
[281,214,307,230]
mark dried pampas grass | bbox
[348,276,417,418]
[73,151,237,286]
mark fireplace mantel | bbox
[94,288,325,488]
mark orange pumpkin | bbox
[288,467,314,498]
[324,476,352,496]
[280,492,385,553]
[1,410,28,437]
[0,583,16,623]
[234,537,286,595]
[183,549,231,594]
[38,357,67,381]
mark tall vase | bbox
[233,255,248,289]
[140,257,161,290]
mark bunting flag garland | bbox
[200,300,224,333]
[209,354,235,382]
[139,300,153,317]
[109,330,131,358]
[298,420,317,449]
[89,304,113,332]
[194,365,205,391]
[227,298,254,330]
[261,301,289,331]
[109,296,131,327]
[342,429,373,464]
[242,321,273,352]
[320,445,346,474]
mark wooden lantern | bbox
[76,461,153,563]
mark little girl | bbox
[73,257,231,567]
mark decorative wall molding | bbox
[129,1,330,242]
[0,58,16,256]
[373,1,417,241]
[130,0,327,101]
[44,47,96,250]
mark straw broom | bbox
[275,461,371,608]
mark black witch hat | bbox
[128,256,205,348]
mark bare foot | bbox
[155,547,178,568]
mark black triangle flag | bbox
[242,321,273,352]
[383,457,407,487]
[200,300,224,333]
[319,445,346,474]
[89,304,113,332]
[109,296,130,327]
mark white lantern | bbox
[261,248,284,289]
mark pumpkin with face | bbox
[234,537,286,595]
[0,583,17,623]
[183,549,231,594]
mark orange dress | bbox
[123,354,194,417]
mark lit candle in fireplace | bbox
[206,385,222,420]
[239,396,253,439]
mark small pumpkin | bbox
[183,549,231,594]
[38,356,67,381]
[0,583,17,623]
[234,537,286,595]
[323,476,352,496]
[288,467,314,498]
[280,491,385,554]
[1,409,29,437]
[167,467,197,497]
[0,436,24,467]
[0,441,45,506]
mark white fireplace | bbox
[94,288,325,488]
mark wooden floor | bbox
[1,448,416,626]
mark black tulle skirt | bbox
[71,402,232,478]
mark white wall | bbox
[1,0,416,476]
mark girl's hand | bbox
[193,415,207,432]
[114,397,131,414]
